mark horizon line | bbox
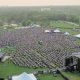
[0,5,80,7]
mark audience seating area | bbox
[0,27,80,68]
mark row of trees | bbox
[0,7,80,27]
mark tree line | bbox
[0,6,80,26]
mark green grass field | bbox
[49,20,80,35]
[0,60,47,78]
[62,71,80,80]
[0,60,64,80]
[37,74,64,80]
[0,60,80,80]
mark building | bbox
[65,52,80,72]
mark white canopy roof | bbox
[71,52,80,58]
[54,29,60,33]
[64,32,69,35]
[12,72,37,80]
[74,34,80,38]
[44,30,51,33]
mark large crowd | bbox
[0,27,80,68]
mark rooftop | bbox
[72,52,80,58]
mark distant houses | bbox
[15,24,41,29]
[3,24,18,29]
[41,8,51,11]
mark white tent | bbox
[44,30,51,33]
[64,32,69,35]
[12,72,37,80]
[74,34,80,38]
[54,29,60,33]
[72,52,80,58]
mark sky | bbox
[0,0,80,6]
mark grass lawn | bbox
[62,71,80,80]
[50,21,79,29]
[0,60,80,80]
[0,60,64,80]
[37,74,64,80]
[0,60,47,78]
[49,20,80,35]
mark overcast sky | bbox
[0,0,80,6]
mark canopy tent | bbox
[54,29,60,33]
[74,34,80,38]
[12,72,37,80]
[44,30,51,33]
[64,32,69,35]
[72,52,80,59]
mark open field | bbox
[37,74,64,80]
[49,20,80,35]
[61,71,80,80]
[0,60,64,80]
[0,60,80,80]
[0,60,47,78]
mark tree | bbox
[0,20,3,26]
[22,20,32,26]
